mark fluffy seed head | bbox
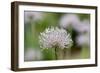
[39,27,73,49]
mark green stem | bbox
[55,47,58,60]
[54,47,63,60]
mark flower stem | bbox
[54,47,64,60]
[55,47,58,60]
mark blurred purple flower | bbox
[74,20,90,34]
[76,34,90,46]
[24,48,43,61]
[59,14,80,29]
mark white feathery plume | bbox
[39,27,73,49]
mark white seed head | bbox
[59,14,80,29]
[39,27,73,49]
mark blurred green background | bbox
[24,11,90,61]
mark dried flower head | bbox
[39,27,73,49]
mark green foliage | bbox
[42,48,56,60]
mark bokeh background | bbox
[24,11,90,61]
